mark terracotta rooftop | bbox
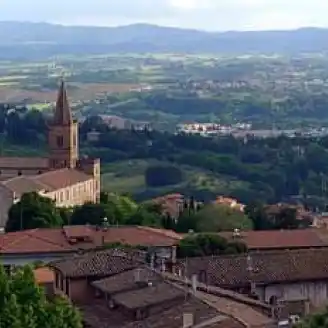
[33,168,92,191]
[102,226,182,247]
[113,281,185,309]
[92,267,162,295]
[152,193,185,218]
[219,228,328,250]
[80,265,273,328]
[0,156,48,169]
[0,226,181,255]
[50,249,146,278]
[178,248,328,287]
[2,176,48,197]
[0,168,93,197]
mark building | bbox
[214,196,245,212]
[0,81,101,228]
[49,248,274,328]
[219,228,328,251]
[176,248,328,317]
[0,225,181,268]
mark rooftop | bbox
[0,225,181,255]
[219,228,328,250]
[178,248,328,287]
[0,156,48,169]
[50,249,146,278]
[76,263,273,328]
[0,168,93,197]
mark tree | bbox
[6,192,63,232]
[194,204,253,232]
[70,203,107,226]
[0,264,82,328]
[296,306,328,328]
[177,233,247,258]
[145,165,183,187]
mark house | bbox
[152,193,202,219]
[176,248,328,317]
[0,225,182,268]
[219,228,328,251]
[214,197,245,212]
[0,80,100,228]
[49,248,274,328]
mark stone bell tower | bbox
[48,80,79,169]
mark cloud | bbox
[1,0,328,30]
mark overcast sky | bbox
[1,0,328,31]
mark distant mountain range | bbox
[1,21,328,59]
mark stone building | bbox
[0,81,100,228]
[49,249,274,328]
[176,248,328,320]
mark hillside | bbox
[1,22,328,59]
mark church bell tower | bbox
[48,80,79,169]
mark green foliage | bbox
[81,127,328,206]
[6,192,63,232]
[245,202,311,231]
[177,233,247,258]
[0,264,82,328]
[296,306,328,328]
[194,204,253,232]
[70,192,163,227]
[145,165,184,187]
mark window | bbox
[18,171,22,176]
[56,136,64,148]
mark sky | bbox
[1,0,328,31]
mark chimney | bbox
[191,274,197,293]
[134,268,141,283]
[161,259,166,272]
[150,253,155,270]
[183,313,194,328]
[233,228,241,238]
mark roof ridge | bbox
[138,226,180,240]
[28,229,70,250]
[0,229,38,251]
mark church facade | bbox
[0,81,101,229]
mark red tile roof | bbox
[178,248,328,287]
[0,225,180,255]
[51,249,145,278]
[0,156,48,169]
[219,229,328,250]
[33,168,92,190]
[2,176,48,197]
[102,226,181,247]
[1,168,93,196]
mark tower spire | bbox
[53,79,72,125]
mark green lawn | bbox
[101,159,248,196]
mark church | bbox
[0,81,101,229]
